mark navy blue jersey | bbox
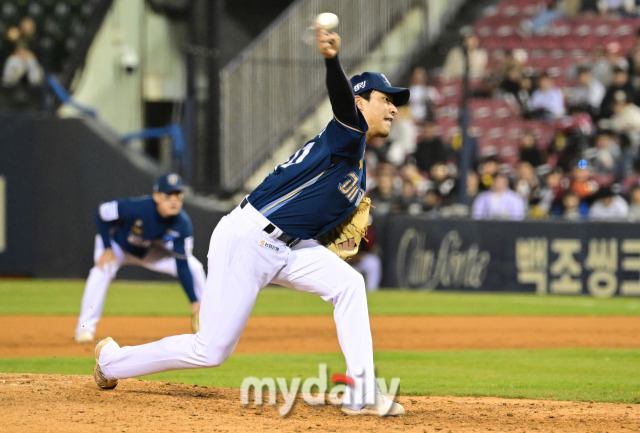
[95,196,197,302]
[248,113,368,239]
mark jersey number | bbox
[278,142,315,170]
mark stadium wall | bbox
[378,216,640,297]
[0,114,225,279]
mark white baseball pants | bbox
[76,235,206,336]
[99,201,378,408]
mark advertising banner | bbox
[381,216,640,297]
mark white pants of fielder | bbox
[99,201,378,408]
[76,235,206,337]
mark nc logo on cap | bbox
[353,81,366,92]
[167,174,179,186]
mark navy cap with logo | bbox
[349,72,410,106]
[154,173,184,194]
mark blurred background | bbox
[2,0,640,298]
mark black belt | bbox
[241,198,301,247]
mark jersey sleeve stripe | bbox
[99,201,119,221]
[334,116,364,134]
[260,170,327,216]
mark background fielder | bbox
[75,173,206,343]
[93,25,408,416]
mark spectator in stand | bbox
[589,45,614,88]
[519,130,546,168]
[589,185,629,219]
[600,66,636,119]
[363,136,391,171]
[627,27,640,86]
[568,163,600,202]
[527,72,566,121]
[442,31,488,81]
[518,0,579,37]
[2,38,43,88]
[411,120,448,174]
[584,129,623,177]
[626,183,640,220]
[477,48,528,98]
[422,189,442,215]
[514,161,543,213]
[472,172,526,220]
[426,162,458,206]
[536,167,567,217]
[590,0,640,16]
[560,190,588,220]
[407,66,441,122]
[609,90,640,146]
[368,166,398,218]
[385,106,418,167]
[477,155,501,192]
[566,65,606,118]
[394,178,423,215]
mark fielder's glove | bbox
[318,197,372,260]
[191,311,199,333]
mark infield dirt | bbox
[1,315,639,432]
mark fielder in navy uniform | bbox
[75,173,206,343]
[93,27,407,416]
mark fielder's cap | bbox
[154,173,184,194]
[349,72,410,106]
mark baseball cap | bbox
[349,72,410,106]
[154,173,184,194]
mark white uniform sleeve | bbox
[99,201,119,221]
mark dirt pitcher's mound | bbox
[1,373,638,433]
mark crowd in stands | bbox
[362,0,640,225]
[1,16,44,109]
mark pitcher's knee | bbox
[194,343,234,367]
[344,268,366,290]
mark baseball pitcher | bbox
[92,24,408,416]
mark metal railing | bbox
[219,0,462,193]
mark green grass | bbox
[2,278,640,316]
[1,348,639,403]
[2,279,639,403]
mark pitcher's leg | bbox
[99,210,285,380]
[272,240,376,408]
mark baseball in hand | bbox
[315,12,339,31]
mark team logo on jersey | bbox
[339,172,364,203]
[259,239,280,253]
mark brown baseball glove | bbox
[318,197,372,260]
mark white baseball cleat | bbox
[75,330,94,344]
[93,337,118,390]
[341,392,405,416]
